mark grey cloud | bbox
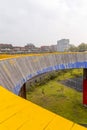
[0,0,87,46]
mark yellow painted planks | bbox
[0,86,86,130]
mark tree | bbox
[78,43,87,52]
[68,44,78,52]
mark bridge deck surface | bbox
[0,86,86,130]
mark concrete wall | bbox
[0,53,87,95]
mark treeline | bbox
[68,43,87,52]
[26,71,58,92]
[26,69,82,92]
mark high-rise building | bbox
[57,39,69,52]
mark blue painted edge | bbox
[13,61,87,94]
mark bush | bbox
[27,71,58,92]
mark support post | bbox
[19,83,26,99]
[83,68,87,105]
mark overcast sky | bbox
[0,0,87,47]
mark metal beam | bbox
[19,83,26,99]
[83,68,87,105]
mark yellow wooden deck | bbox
[0,86,86,130]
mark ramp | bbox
[0,86,86,130]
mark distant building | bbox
[49,45,57,52]
[25,43,36,51]
[24,43,40,53]
[40,46,50,52]
[0,43,13,53]
[13,46,27,53]
[0,44,13,50]
[57,39,69,52]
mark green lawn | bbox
[27,69,87,124]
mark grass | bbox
[27,69,87,124]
